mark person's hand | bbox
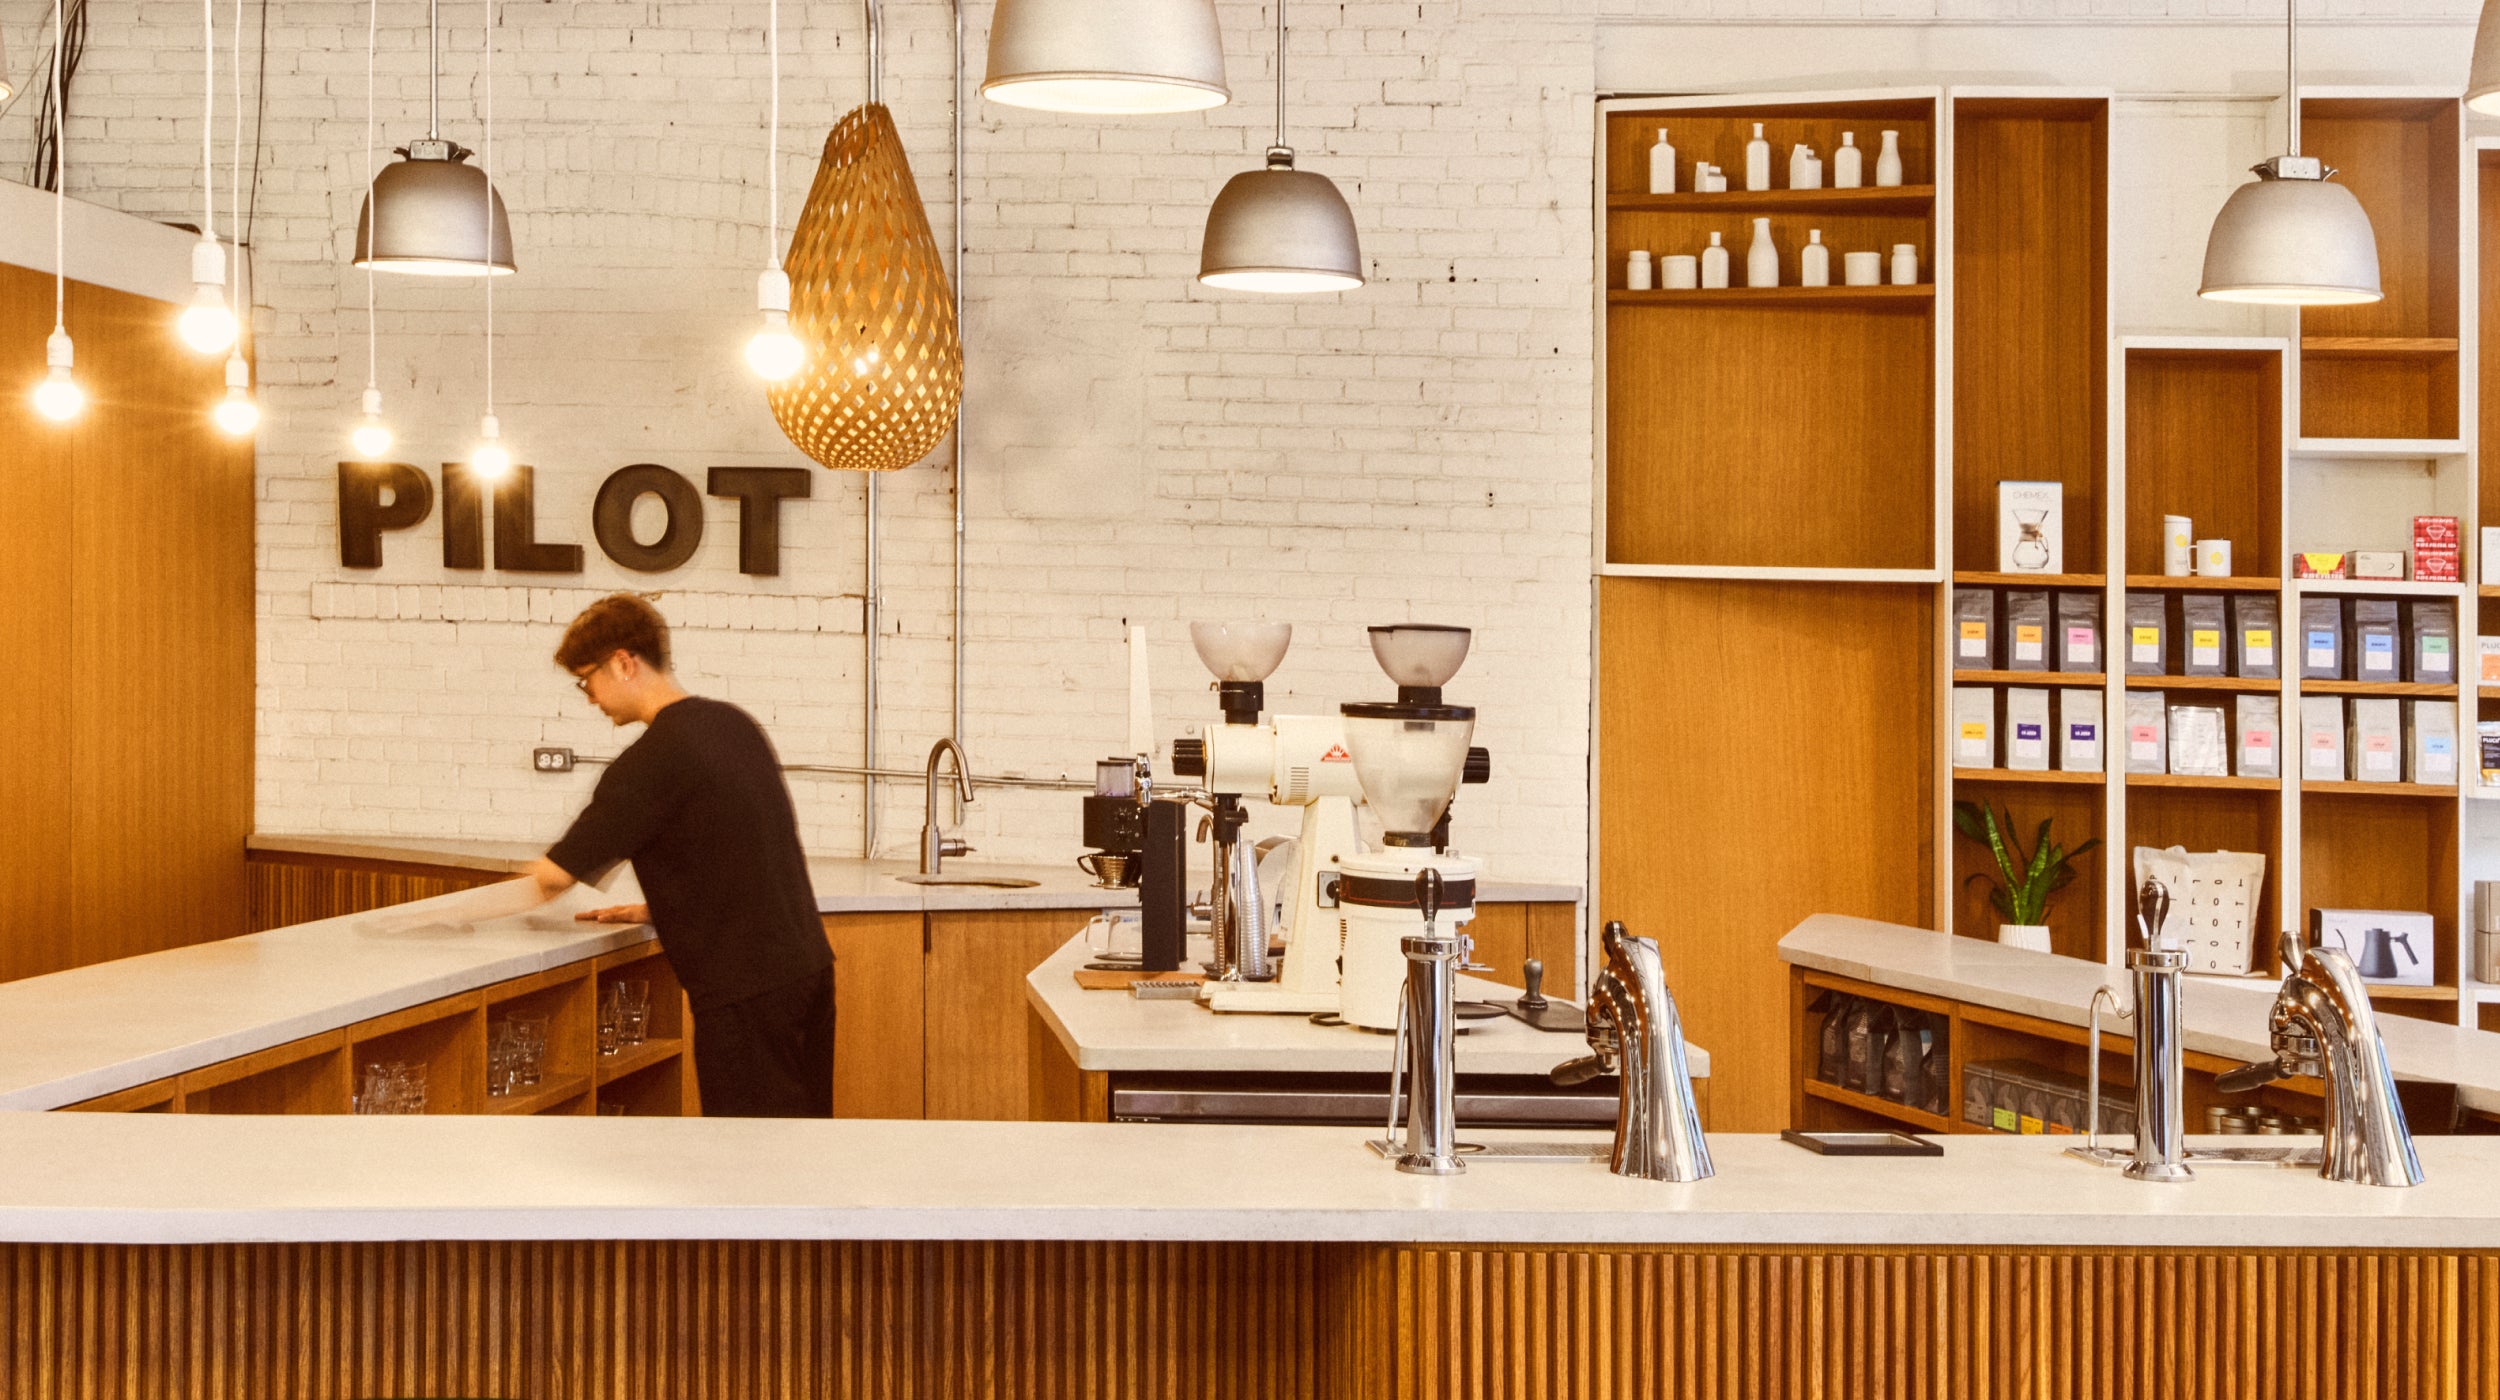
[576,903,651,924]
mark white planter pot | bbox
[1998,923,2053,953]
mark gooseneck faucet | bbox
[2217,945,2424,1187]
[1553,922,1712,1182]
[918,737,975,875]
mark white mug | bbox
[1661,254,1699,290]
[2163,515,2194,577]
[1842,251,1883,287]
[2197,539,2233,577]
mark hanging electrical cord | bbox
[30,0,83,422]
[472,0,509,477]
[176,0,238,354]
[28,0,87,192]
[351,0,390,457]
[214,0,259,435]
[743,0,802,379]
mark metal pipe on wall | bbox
[859,0,884,859]
[951,0,967,752]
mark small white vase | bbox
[1700,231,1729,289]
[1744,122,1771,191]
[1875,129,1904,188]
[1799,230,1829,287]
[1833,132,1861,189]
[1998,923,2053,954]
[1745,218,1778,288]
[1648,127,1677,194]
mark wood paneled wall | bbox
[1,261,253,983]
[2,1240,2490,1400]
[243,852,507,933]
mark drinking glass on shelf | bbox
[392,1062,427,1114]
[598,987,624,1056]
[617,980,651,1047]
[508,1013,550,1086]
[486,1026,517,1098]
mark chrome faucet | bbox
[918,737,975,875]
[1385,870,1465,1175]
[2217,945,2424,1187]
[2072,880,2194,1180]
[1553,921,1712,1182]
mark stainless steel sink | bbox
[894,874,1041,888]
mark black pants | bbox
[690,965,835,1117]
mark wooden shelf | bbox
[2123,674,2280,693]
[1612,185,1937,215]
[2299,336,2459,358]
[1952,669,2105,687]
[592,1038,684,1086]
[2126,773,2281,792]
[2291,437,2467,458]
[2299,680,2458,697]
[2294,579,2464,597]
[1801,1078,1956,1134]
[1952,767,2105,786]
[2360,983,2459,1001]
[484,1073,591,1116]
[2301,780,2458,798]
[2120,575,2279,592]
[1951,571,2105,589]
[1607,285,1934,309]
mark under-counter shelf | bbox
[1606,285,1933,309]
[1611,184,1937,215]
[486,1074,591,1116]
[593,1038,684,1086]
[1800,1078,1958,1135]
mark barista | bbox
[521,594,834,1117]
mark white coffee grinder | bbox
[1178,622,1294,982]
[1337,625,1483,1032]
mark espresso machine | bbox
[1337,625,1484,1032]
[1080,755,1187,973]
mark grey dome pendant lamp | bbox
[1198,0,1361,293]
[2197,0,2379,305]
[354,0,515,275]
[983,0,1228,115]
[2469,0,2500,115]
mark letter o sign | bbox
[592,464,704,573]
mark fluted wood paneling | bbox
[3,1241,2490,1399]
[244,853,505,933]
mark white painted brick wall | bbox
[0,1,2469,886]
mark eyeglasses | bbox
[571,657,610,696]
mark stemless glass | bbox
[598,986,624,1056]
[617,981,651,1047]
[486,1028,516,1098]
[508,1013,549,1086]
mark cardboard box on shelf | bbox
[2309,908,2436,987]
[2414,516,2461,584]
[2480,720,2500,791]
[1997,481,2064,574]
[2294,552,2350,579]
[2352,551,2406,582]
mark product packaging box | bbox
[2060,689,2103,773]
[2415,515,2462,583]
[1952,589,1996,672]
[2350,599,2400,681]
[2125,691,2168,775]
[2003,591,2050,672]
[2481,721,2500,791]
[2484,526,2500,580]
[1952,686,1995,770]
[1997,481,2063,574]
[2352,551,2406,581]
[2055,592,2100,672]
[2125,592,2167,677]
[2300,696,2346,781]
[2231,594,2279,679]
[2309,908,2436,987]
[2300,597,2345,681]
[2348,696,2402,782]
[2294,552,2350,579]
[2235,694,2280,779]
[2168,703,2230,778]
[2408,700,2458,786]
[2005,688,2051,772]
[2406,600,2457,684]
[2483,637,2500,687]
[2174,594,2228,677]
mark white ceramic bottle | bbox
[1891,242,1918,286]
[1746,218,1778,288]
[1788,143,1819,190]
[1802,150,1823,189]
[1648,127,1676,194]
[1744,123,1771,192]
[1626,249,1653,290]
[1799,230,1829,287]
[1700,232,1729,289]
[1833,132,1861,189]
[1875,129,1904,188]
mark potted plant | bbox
[1953,800,2099,954]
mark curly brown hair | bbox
[555,594,671,674]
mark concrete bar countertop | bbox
[3,1114,2498,1248]
[1024,933,1707,1079]
[1780,913,2500,1115]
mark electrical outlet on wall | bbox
[532,747,576,773]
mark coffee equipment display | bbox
[1180,623,1292,982]
[1385,869,1466,1175]
[1081,754,1188,973]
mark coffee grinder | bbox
[1182,707,1368,1013]
[1337,625,1483,1032]
[1179,623,1291,981]
[1080,756,1189,973]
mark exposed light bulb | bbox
[350,387,392,458]
[177,240,238,353]
[471,413,512,480]
[32,330,83,422]
[212,354,258,436]
[745,270,804,381]
[851,344,881,378]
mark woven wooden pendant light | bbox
[768,103,963,472]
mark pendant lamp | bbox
[2472,0,2500,116]
[30,0,80,423]
[983,0,1227,115]
[177,0,236,355]
[2197,0,2379,305]
[1198,0,1360,293]
[766,101,963,472]
[354,0,514,275]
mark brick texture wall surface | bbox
[0,1,2471,884]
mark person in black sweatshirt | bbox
[522,593,834,1117]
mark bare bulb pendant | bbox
[765,104,964,473]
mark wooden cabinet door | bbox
[922,910,1089,1120]
[824,912,926,1118]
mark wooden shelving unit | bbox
[1953,571,2103,588]
[1606,286,1933,308]
[2123,674,2280,693]
[1952,669,2104,687]
[1611,185,1937,215]
[2127,773,2281,793]
[1953,767,2105,787]
[2300,679,2459,698]
[2120,574,2281,592]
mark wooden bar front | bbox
[2,1239,2492,1399]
